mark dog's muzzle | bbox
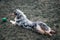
[14,12,17,15]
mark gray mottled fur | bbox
[10,9,51,31]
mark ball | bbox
[2,18,7,22]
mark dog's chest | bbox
[16,17,36,29]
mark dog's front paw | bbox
[10,20,16,25]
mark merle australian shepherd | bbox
[10,9,55,36]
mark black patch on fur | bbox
[38,23,49,31]
[17,17,20,19]
[16,21,20,23]
[25,22,37,28]
[14,12,17,15]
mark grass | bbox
[0,0,60,40]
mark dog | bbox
[10,9,55,36]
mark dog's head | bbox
[13,9,26,19]
[14,9,23,16]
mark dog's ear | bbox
[16,9,24,14]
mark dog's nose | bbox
[11,13,15,16]
[14,12,17,15]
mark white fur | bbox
[10,9,55,36]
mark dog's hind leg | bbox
[51,30,55,33]
[50,30,56,34]
[35,25,45,34]
[45,31,52,36]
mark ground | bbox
[0,0,60,40]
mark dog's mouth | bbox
[11,12,17,15]
[11,13,16,18]
[14,12,17,15]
